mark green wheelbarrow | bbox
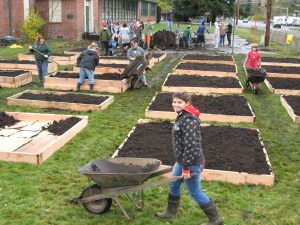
[71,157,180,220]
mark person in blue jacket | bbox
[197,22,210,47]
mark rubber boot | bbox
[200,201,223,225]
[76,83,81,92]
[89,84,94,92]
[156,194,180,219]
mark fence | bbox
[270,30,300,53]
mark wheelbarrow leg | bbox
[113,197,133,220]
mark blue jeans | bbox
[36,60,48,81]
[166,20,173,31]
[78,67,94,85]
[169,162,210,205]
[140,73,147,85]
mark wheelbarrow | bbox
[244,67,267,94]
[71,157,181,220]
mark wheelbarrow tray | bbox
[79,157,166,188]
[246,68,267,83]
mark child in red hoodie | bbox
[157,92,223,225]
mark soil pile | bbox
[262,57,300,64]
[18,92,109,105]
[0,70,28,77]
[246,68,267,83]
[283,96,300,115]
[176,63,236,72]
[149,93,252,116]
[0,112,19,128]
[0,60,35,64]
[165,75,241,88]
[117,122,271,174]
[264,65,300,74]
[183,55,233,61]
[267,78,300,90]
[52,72,122,80]
[152,31,176,49]
[46,117,81,136]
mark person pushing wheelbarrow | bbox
[243,43,267,94]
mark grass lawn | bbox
[0,31,299,225]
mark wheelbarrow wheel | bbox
[130,76,140,89]
[81,184,112,214]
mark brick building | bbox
[0,0,157,40]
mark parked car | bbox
[243,18,249,23]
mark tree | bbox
[157,0,172,10]
[20,8,45,42]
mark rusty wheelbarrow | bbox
[71,157,181,220]
[244,67,267,94]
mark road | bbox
[237,19,300,38]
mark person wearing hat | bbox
[99,24,112,56]
[244,43,262,89]
[76,42,100,92]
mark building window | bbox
[141,1,148,17]
[151,3,156,16]
[102,0,137,23]
[49,0,62,23]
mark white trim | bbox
[24,0,30,19]
[84,0,94,32]
[49,0,62,23]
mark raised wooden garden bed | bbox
[262,57,300,67]
[6,90,114,112]
[44,71,130,93]
[113,119,274,186]
[280,95,300,124]
[173,62,237,77]
[0,60,57,75]
[73,63,127,74]
[162,74,243,94]
[145,92,255,123]
[18,53,79,65]
[181,54,235,65]
[264,65,300,78]
[265,78,300,95]
[64,48,87,55]
[0,112,88,164]
[0,70,32,88]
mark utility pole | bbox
[264,0,272,47]
[236,0,240,25]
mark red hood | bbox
[183,104,200,117]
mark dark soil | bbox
[148,93,252,116]
[283,96,300,115]
[176,63,236,72]
[46,117,81,136]
[152,31,176,49]
[97,63,127,68]
[165,75,241,88]
[90,160,160,173]
[17,92,109,105]
[0,60,35,64]
[267,78,300,90]
[262,57,300,64]
[183,54,233,61]
[117,122,271,175]
[0,70,28,77]
[0,112,19,128]
[264,65,300,75]
[67,48,87,52]
[52,72,122,80]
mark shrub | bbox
[20,9,45,43]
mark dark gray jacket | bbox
[77,49,99,71]
[172,110,205,170]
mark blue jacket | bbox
[197,25,209,36]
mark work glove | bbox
[29,45,33,49]
[44,55,48,58]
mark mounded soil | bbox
[117,122,271,174]
[0,60,35,64]
[98,63,128,68]
[183,54,233,61]
[148,93,252,116]
[262,57,300,64]
[152,31,176,49]
[17,92,109,105]
[267,78,300,90]
[52,72,122,80]
[264,65,300,75]
[46,117,81,136]
[176,63,236,72]
[0,70,28,77]
[0,112,19,128]
[283,96,300,115]
[165,75,241,88]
